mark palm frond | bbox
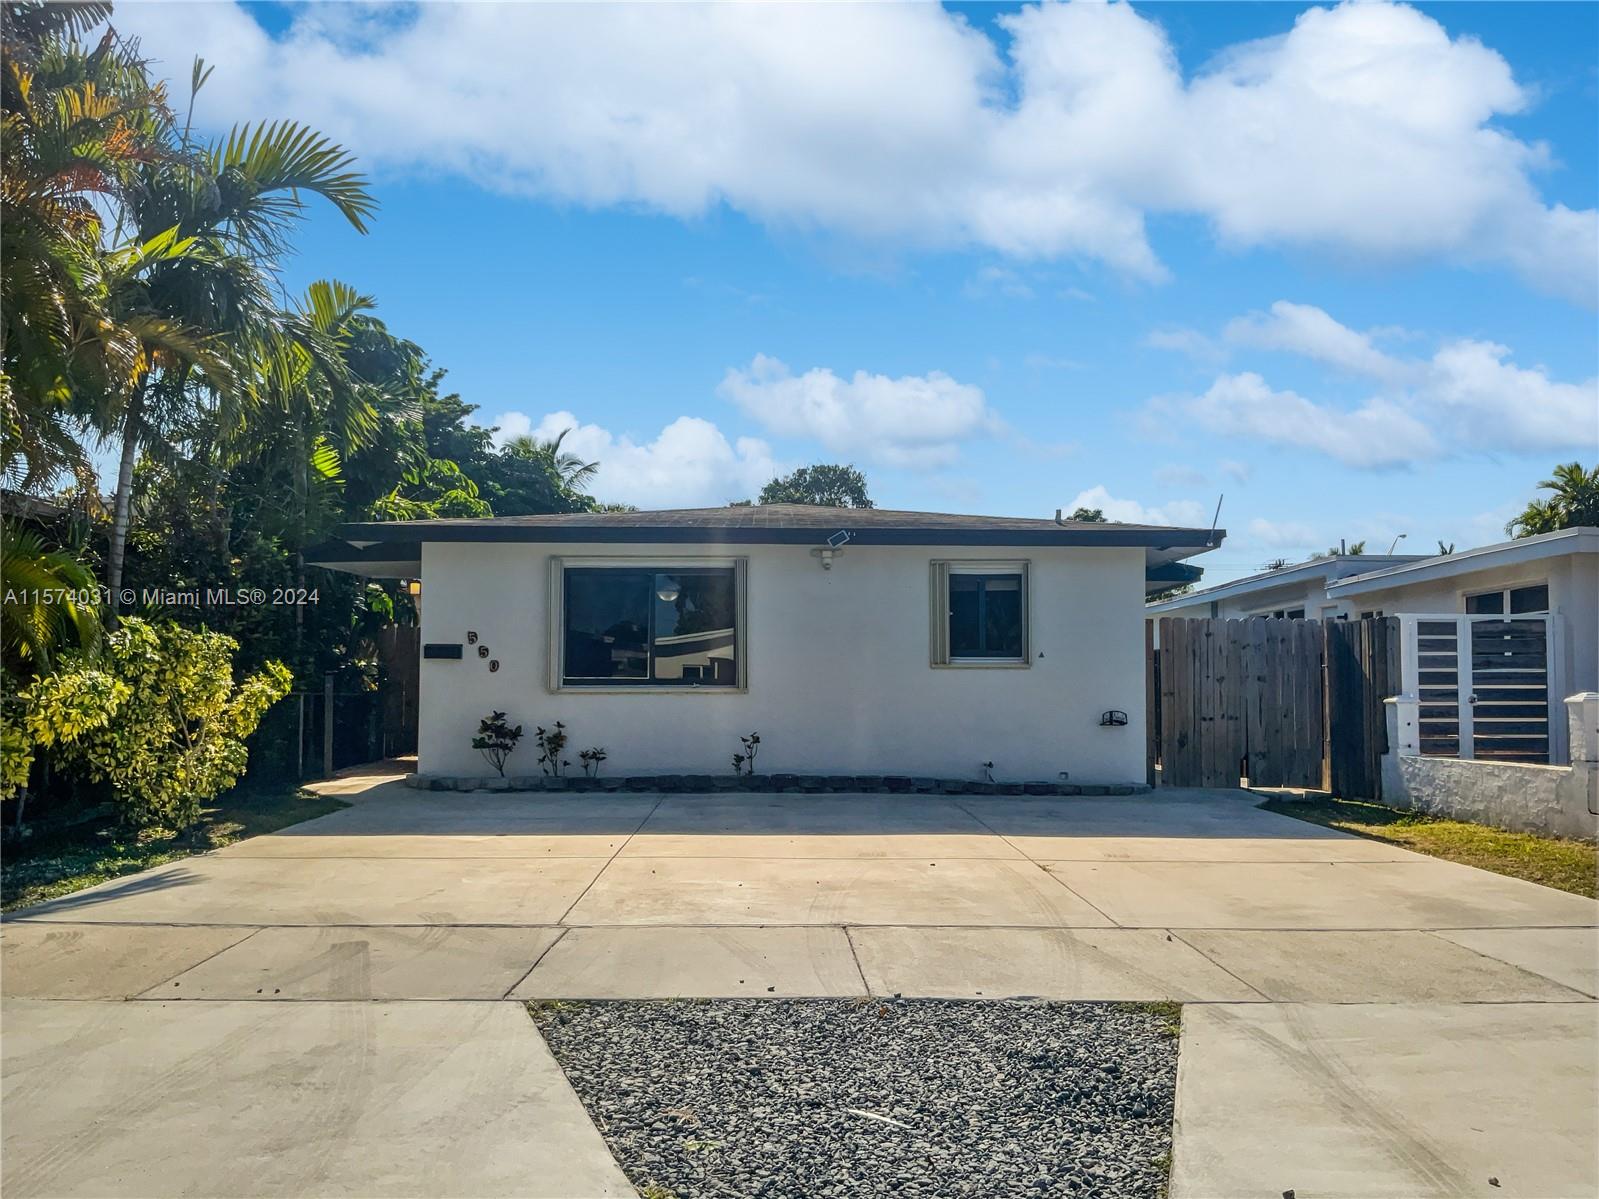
[208,120,376,235]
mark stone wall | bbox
[1382,693,1599,841]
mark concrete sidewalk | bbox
[3,774,1596,1197]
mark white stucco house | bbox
[1146,552,1426,622]
[1328,527,1598,767]
[312,504,1222,784]
[1148,527,1597,769]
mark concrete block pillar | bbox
[1386,694,1420,758]
[1566,693,1599,763]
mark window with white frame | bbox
[1463,581,1549,615]
[552,560,745,689]
[930,561,1029,666]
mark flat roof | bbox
[1146,552,1425,611]
[330,503,1223,549]
[1326,526,1598,597]
[308,503,1224,579]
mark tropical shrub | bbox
[534,721,569,777]
[472,710,523,777]
[732,731,760,776]
[2,666,129,789]
[45,619,291,828]
[578,746,607,778]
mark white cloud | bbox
[1181,372,1436,468]
[503,410,779,509]
[114,0,1596,302]
[1068,485,1208,528]
[1220,460,1253,483]
[1145,328,1225,364]
[717,354,1002,467]
[488,411,532,444]
[964,265,1035,299]
[1154,464,1210,488]
[1423,338,1597,453]
[1248,517,1320,549]
[1224,301,1411,383]
[1164,302,1598,466]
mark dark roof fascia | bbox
[304,538,421,568]
[333,522,1225,551]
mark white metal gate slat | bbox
[1399,613,1552,764]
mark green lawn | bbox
[1260,795,1598,899]
[1,786,348,911]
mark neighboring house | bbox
[1146,553,1426,622]
[1329,527,1598,767]
[310,504,1222,783]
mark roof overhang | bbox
[1146,553,1427,612]
[1326,527,1598,598]
[327,519,1224,552]
[304,539,421,579]
[307,517,1224,590]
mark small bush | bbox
[20,619,291,830]
[578,746,607,777]
[472,711,523,777]
[535,721,569,776]
[732,731,760,776]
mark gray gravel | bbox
[529,998,1179,1199]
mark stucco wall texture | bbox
[417,540,1148,783]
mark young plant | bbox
[472,711,523,777]
[578,746,607,778]
[731,731,761,776]
[535,721,570,777]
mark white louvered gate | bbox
[1400,613,1553,764]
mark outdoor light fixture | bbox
[655,580,681,603]
[811,529,853,570]
[405,579,421,596]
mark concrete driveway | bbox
[4,774,1596,1198]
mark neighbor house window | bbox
[556,563,743,688]
[1464,582,1549,615]
[930,562,1029,666]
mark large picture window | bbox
[560,565,741,688]
[930,561,1030,666]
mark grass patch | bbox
[1,784,347,911]
[1119,1000,1182,1039]
[1260,795,1598,899]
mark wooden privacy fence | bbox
[1151,615,1399,797]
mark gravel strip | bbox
[529,998,1179,1199]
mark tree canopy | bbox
[757,464,872,508]
[0,5,608,831]
[1506,462,1599,538]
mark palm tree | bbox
[1506,463,1599,538]
[1,8,169,488]
[0,521,101,676]
[97,58,377,607]
[502,427,599,491]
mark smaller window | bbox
[931,562,1029,666]
[1465,582,1548,616]
[1510,583,1549,614]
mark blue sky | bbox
[114,0,1597,582]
